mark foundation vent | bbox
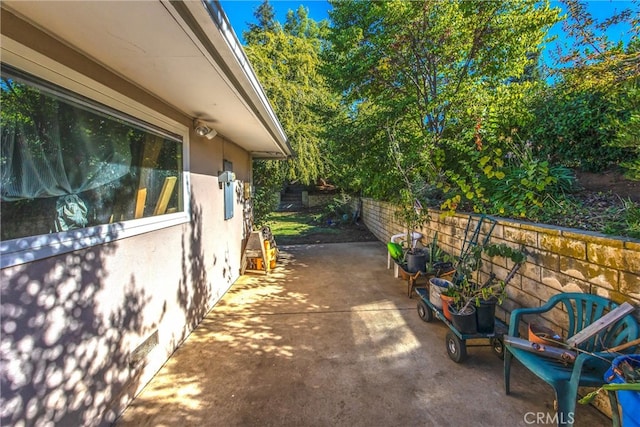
[130,330,158,368]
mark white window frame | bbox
[1,40,191,269]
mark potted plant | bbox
[394,197,430,273]
[457,276,508,334]
[440,284,458,321]
[426,231,455,276]
[446,280,479,334]
[447,243,526,333]
[394,195,429,274]
[388,126,432,275]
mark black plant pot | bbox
[449,303,477,335]
[406,249,428,273]
[476,298,497,334]
[433,261,454,276]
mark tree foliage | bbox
[552,0,639,86]
[244,1,335,187]
[243,1,339,226]
[242,0,639,236]
[324,0,560,212]
[532,0,640,178]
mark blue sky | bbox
[219,0,635,67]
[221,0,332,38]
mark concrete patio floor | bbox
[116,241,610,427]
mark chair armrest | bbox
[508,305,555,336]
[571,351,617,383]
[507,294,567,336]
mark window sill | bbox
[0,212,189,269]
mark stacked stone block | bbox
[361,198,640,336]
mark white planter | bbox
[429,278,452,309]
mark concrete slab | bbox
[116,242,611,427]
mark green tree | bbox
[324,0,560,211]
[553,0,639,86]
[609,80,640,179]
[533,0,640,178]
[245,1,334,186]
[244,0,279,45]
[243,1,338,225]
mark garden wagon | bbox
[415,286,507,363]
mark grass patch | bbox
[263,209,382,246]
[266,211,341,239]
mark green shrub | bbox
[324,192,354,220]
[602,199,640,239]
[530,86,633,173]
[252,186,280,228]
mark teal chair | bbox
[504,293,639,427]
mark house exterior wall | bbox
[1,13,252,427]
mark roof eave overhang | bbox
[1,0,292,158]
[170,0,292,158]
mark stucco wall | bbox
[1,14,251,427]
[361,198,640,331]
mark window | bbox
[1,65,187,266]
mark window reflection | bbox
[1,68,183,241]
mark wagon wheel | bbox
[445,331,467,363]
[490,337,504,360]
[417,300,433,322]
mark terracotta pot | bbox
[440,294,456,321]
[528,323,562,345]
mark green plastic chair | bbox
[504,293,639,427]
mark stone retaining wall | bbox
[303,191,336,208]
[361,198,640,331]
[362,197,640,418]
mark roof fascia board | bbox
[165,0,291,157]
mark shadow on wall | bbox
[176,192,234,342]
[0,225,154,426]
[1,191,241,424]
[178,194,209,333]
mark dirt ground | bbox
[575,170,640,202]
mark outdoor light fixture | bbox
[218,170,236,189]
[193,119,218,140]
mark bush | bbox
[252,186,280,228]
[530,86,632,173]
[322,192,355,223]
[602,199,640,239]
